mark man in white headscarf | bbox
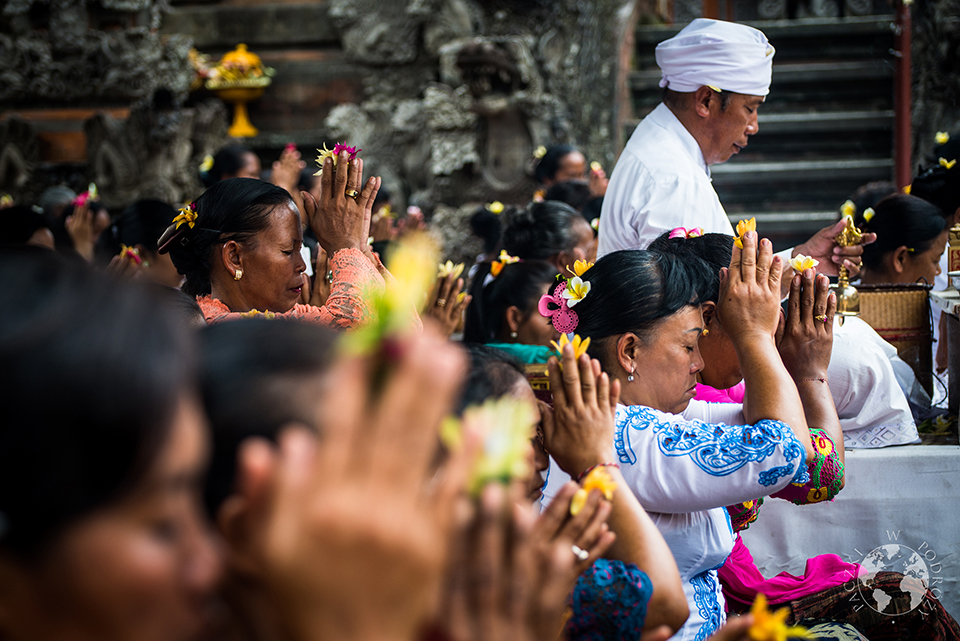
[598,19,870,274]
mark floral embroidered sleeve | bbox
[197,248,384,330]
[615,405,809,514]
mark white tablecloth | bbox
[741,445,960,619]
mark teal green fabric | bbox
[486,342,553,364]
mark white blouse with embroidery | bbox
[613,403,808,641]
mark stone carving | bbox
[86,93,228,208]
[0,117,40,203]
[0,0,191,108]
[912,0,960,168]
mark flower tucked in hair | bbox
[748,593,814,641]
[0,194,12,207]
[788,255,819,273]
[314,142,361,176]
[437,260,465,280]
[863,207,875,223]
[199,154,214,174]
[590,218,600,231]
[561,276,591,308]
[902,184,912,194]
[668,226,703,240]
[570,466,617,516]
[490,250,520,277]
[551,333,591,361]
[71,183,99,207]
[534,145,547,159]
[937,131,950,145]
[487,201,505,215]
[568,260,594,278]
[733,217,756,249]
[940,157,957,170]
[173,203,198,230]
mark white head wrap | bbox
[655,19,775,96]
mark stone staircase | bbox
[627,17,898,248]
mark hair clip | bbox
[668,226,704,239]
[538,281,580,334]
[936,132,950,145]
[490,250,520,277]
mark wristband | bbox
[576,462,620,482]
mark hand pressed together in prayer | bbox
[776,269,836,382]
[238,325,475,641]
[301,151,381,257]
[423,273,472,338]
[438,482,614,641]
[717,231,783,343]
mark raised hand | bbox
[302,152,381,256]
[777,269,836,381]
[717,231,783,343]
[792,218,877,278]
[65,202,96,261]
[244,326,473,641]
[423,274,471,338]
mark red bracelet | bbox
[576,462,620,482]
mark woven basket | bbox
[856,283,933,395]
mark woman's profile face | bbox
[901,229,948,286]
[235,202,307,313]
[1,396,222,641]
[630,305,705,414]
[695,304,743,391]
[513,282,561,347]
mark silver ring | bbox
[571,544,589,562]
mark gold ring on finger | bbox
[815,314,828,323]
[436,298,447,308]
[344,189,360,200]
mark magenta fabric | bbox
[719,535,863,608]
[694,381,745,404]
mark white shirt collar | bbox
[647,102,711,177]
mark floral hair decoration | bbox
[538,260,594,334]
[936,131,950,145]
[486,201,505,215]
[490,250,520,277]
[668,226,703,239]
[71,183,99,207]
[939,157,957,170]
[173,202,198,230]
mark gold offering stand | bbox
[205,44,274,139]
[832,216,863,325]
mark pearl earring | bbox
[510,331,518,338]
[627,368,635,382]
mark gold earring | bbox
[234,269,243,281]
[702,328,710,336]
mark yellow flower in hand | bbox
[570,466,618,516]
[568,259,594,277]
[551,333,591,360]
[788,254,819,273]
[561,276,591,308]
[840,200,857,220]
[748,593,814,641]
[734,217,756,249]
[437,260,465,280]
[940,157,957,170]
[936,131,950,145]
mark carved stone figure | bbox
[0,117,40,203]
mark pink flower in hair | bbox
[538,281,580,334]
[668,227,703,239]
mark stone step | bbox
[711,156,893,183]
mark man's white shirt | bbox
[598,102,734,257]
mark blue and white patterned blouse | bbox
[614,403,808,641]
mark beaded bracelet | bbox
[576,462,620,482]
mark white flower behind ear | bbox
[562,277,591,308]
